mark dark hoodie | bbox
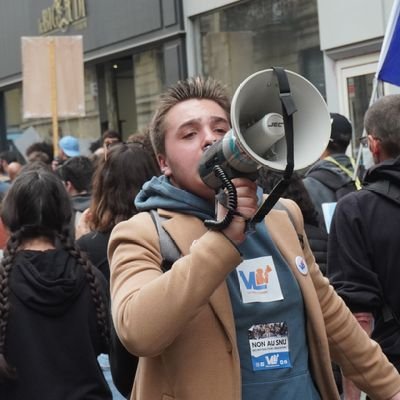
[0,249,111,400]
[327,156,400,371]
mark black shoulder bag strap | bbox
[149,209,181,271]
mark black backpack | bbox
[307,168,358,200]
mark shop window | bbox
[5,87,23,141]
[97,47,165,139]
[197,0,325,96]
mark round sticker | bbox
[295,256,308,275]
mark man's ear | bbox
[64,180,73,193]
[369,135,381,156]
[157,154,171,176]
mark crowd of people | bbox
[0,74,399,400]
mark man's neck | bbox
[320,149,330,159]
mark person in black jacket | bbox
[327,94,400,399]
[303,113,360,230]
[0,163,111,400]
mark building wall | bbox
[318,0,394,110]
[318,0,392,51]
[0,0,186,152]
[184,0,240,17]
[0,0,184,87]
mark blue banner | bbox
[377,0,400,86]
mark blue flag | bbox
[377,0,400,86]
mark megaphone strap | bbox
[250,177,291,225]
[251,68,297,224]
[272,67,298,117]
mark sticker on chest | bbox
[248,322,291,371]
[236,256,283,303]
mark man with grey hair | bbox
[327,94,400,398]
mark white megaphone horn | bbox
[199,67,331,229]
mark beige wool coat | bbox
[108,199,400,400]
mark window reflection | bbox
[198,0,325,96]
[347,73,374,156]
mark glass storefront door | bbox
[336,53,379,157]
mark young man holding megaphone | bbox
[108,73,400,400]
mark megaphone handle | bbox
[204,165,238,230]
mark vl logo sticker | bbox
[236,256,283,303]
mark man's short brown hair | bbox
[149,76,231,157]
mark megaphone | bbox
[199,67,331,228]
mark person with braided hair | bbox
[0,163,112,399]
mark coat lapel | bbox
[266,209,316,299]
